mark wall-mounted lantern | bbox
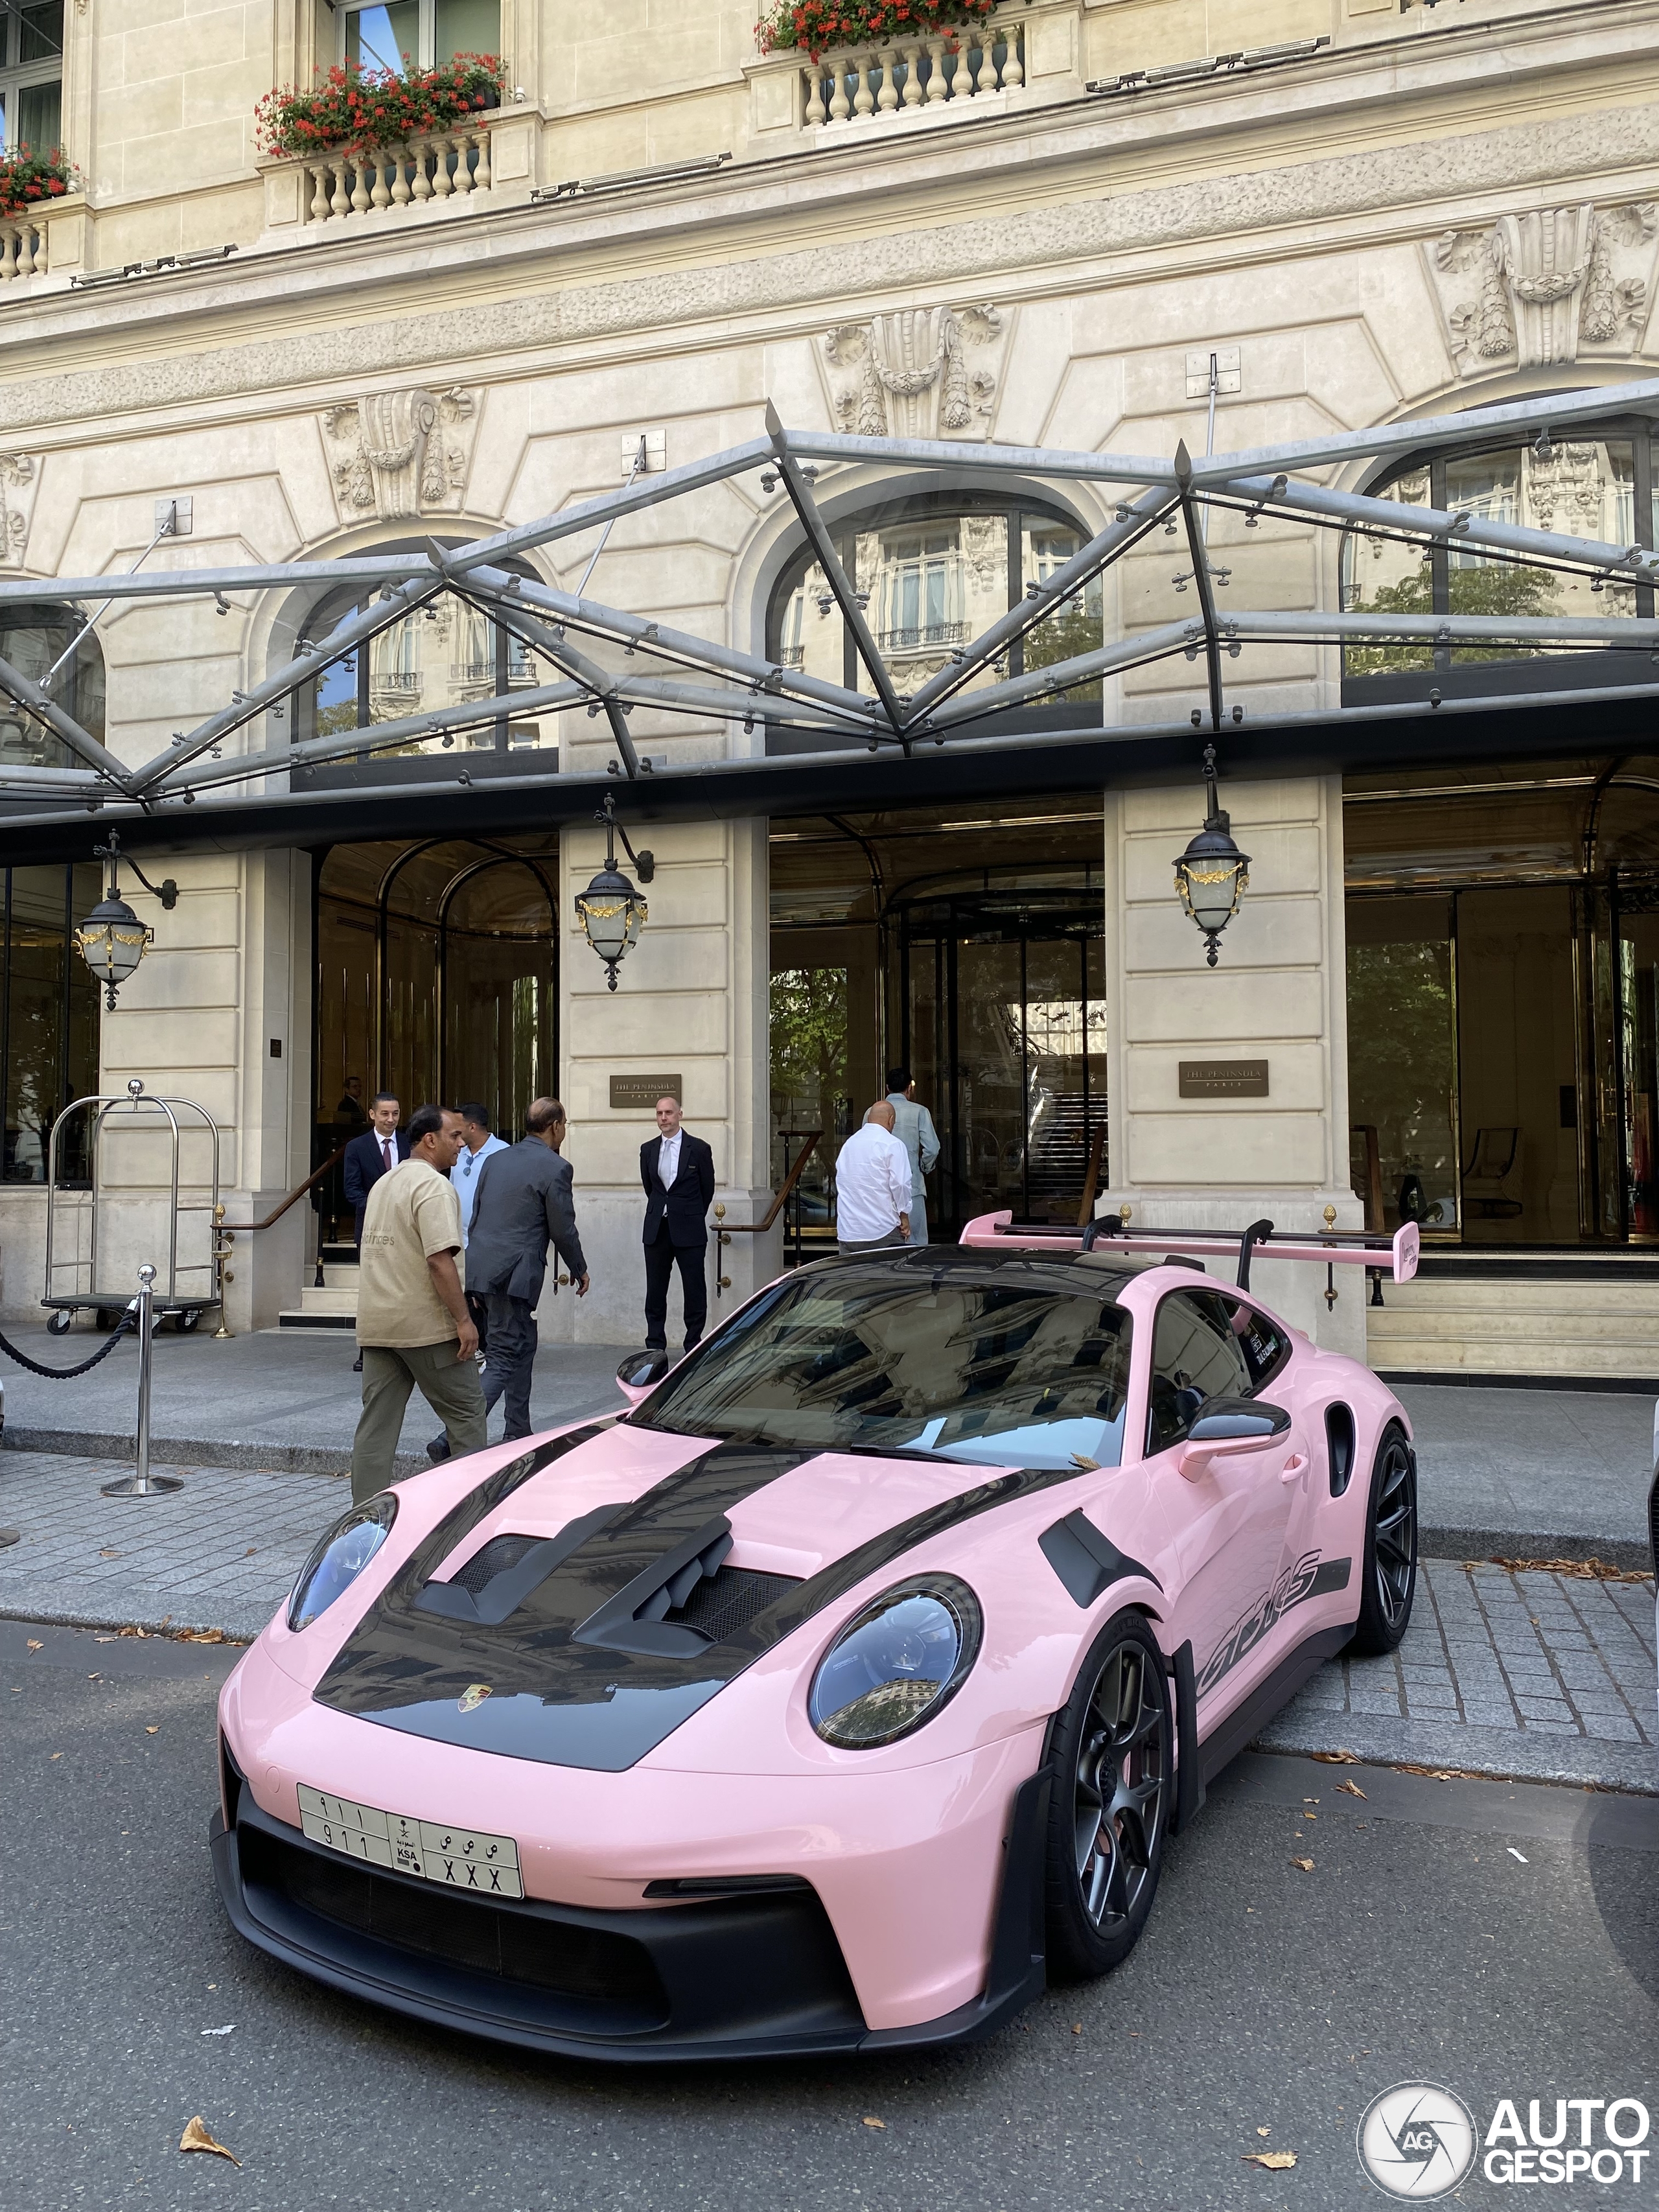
[73,832,178,1010]
[574,792,655,992]
[1172,745,1250,967]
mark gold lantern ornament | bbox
[574,792,655,992]
[1173,745,1250,968]
[73,831,176,1009]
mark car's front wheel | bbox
[1043,1609,1172,1981]
[1346,1421,1418,1657]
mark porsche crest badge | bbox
[458,1683,492,1714]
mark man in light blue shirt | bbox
[451,1100,509,1360]
[885,1065,941,1247]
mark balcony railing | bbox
[802,20,1026,127]
[298,123,495,226]
[877,620,968,653]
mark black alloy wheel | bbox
[1347,1421,1418,1656]
[1044,1609,1172,1979]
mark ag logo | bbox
[1358,2082,1478,2199]
[458,1682,492,1714]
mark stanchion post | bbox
[101,1262,183,1498]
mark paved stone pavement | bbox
[1,1449,1653,1791]
[1260,1557,1658,1793]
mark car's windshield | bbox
[631,1265,1133,1471]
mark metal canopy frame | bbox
[2,375,1657,823]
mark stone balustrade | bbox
[0,218,47,281]
[800,14,1027,127]
[298,124,496,226]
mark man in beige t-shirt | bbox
[349,1102,487,1503]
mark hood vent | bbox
[573,1517,736,1657]
[664,1566,803,1646]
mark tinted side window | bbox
[1146,1291,1253,1454]
[1225,1300,1290,1388]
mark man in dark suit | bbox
[342,1091,409,1246]
[640,1094,715,1353]
[443,1096,588,1451]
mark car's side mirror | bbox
[616,1349,672,1405]
[1177,1397,1290,1478]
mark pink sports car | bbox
[212,1215,1421,2061]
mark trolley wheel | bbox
[174,1308,202,1334]
[46,1309,72,1336]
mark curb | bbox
[0,1427,427,1481]
[1418,1525,1652,1574]
[1255,1705,1659,1797]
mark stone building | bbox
[0,0,1656,1382]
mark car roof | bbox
[794,1244,1162,1300]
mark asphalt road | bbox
[3,1616,1656,2212]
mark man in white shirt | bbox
[450,1099,509,1360]
[834,1101,914,1255]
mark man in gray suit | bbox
[885,1065,942,1247]
[429,1097,589,1455]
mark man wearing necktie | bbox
[342,1092,410,1248]
[640,1094,715,1353]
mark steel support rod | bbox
[1174,440,1225,732]
[1218,471,1659,585]
[772,425,1180,489]
[1189,372,1659,489]
[1216,609,1659,648]
[0,553,433,610]
[765,401,906,738]
[0,649,135,786]
[924,618,1205,730]
[903,487,1174,722]
[603,697,642,778]
[130,578,440,789]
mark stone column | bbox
[1098,774,1363,1355]
[95,848,310,1334]
[553,815,780,1349]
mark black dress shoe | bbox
[427,1436,451,1464]
[352,1353,363,1372]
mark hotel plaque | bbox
[1178,1058,1269,1099]
[609,1073,684,1112]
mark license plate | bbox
[297,1784,524,1898]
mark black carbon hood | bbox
[312,1426,1085,1771]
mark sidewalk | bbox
[1,1327,1653,1556]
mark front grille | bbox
[242,1828,666,2020]
[450,1533,540,1597]
[665,1566,801,1644]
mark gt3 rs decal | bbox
[1194,1552,1352,1699]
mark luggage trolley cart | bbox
[43,1078,224,1335]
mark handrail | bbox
[713,1131,823,1233]
[217,1141,351,1233]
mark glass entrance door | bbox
[898,890,1106,1236]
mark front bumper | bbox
[212,1753,1049,2063]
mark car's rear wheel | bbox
[1043,1609,1171,1981]
[1346,1422,1417,1657]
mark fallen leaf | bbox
[1489,1555,1652,1584]
[1290,1856,1314,1872]
[1243,2150,1297,2170]
[99,1548,119,1559]
[49,1751,62,1760]
[181,1629,227,1645]
[26,1639,41,1651]
[179,2116,240,2167]
[1072,2023,1082,2034]
[145,1725,159,1735]
[1336,1780,1367,1800]
[244,1547,257,1557]
[1310,1749,1359,1765]
[862,2116,885,2130]
[1257,2126,1271,2137]
[1393,1763,1486,1782]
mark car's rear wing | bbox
[958,1210,1419,1291]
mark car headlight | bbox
[807,1576,982,1749]
[287,1493,397,1632]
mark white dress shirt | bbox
[833,1122,914,1244]
[656,1130,682,1187]
[450,1132,508,1246]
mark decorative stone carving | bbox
[820,303,1012,439]
[322,386,475,520]
[0,452,37,564]
[1430,202,1658,373]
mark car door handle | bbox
[1280,1452,1309,1483]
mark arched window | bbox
[292,544,543,786]
[0,602,104,771]
[1340,413,1656,699]
[765,490,1105,735]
